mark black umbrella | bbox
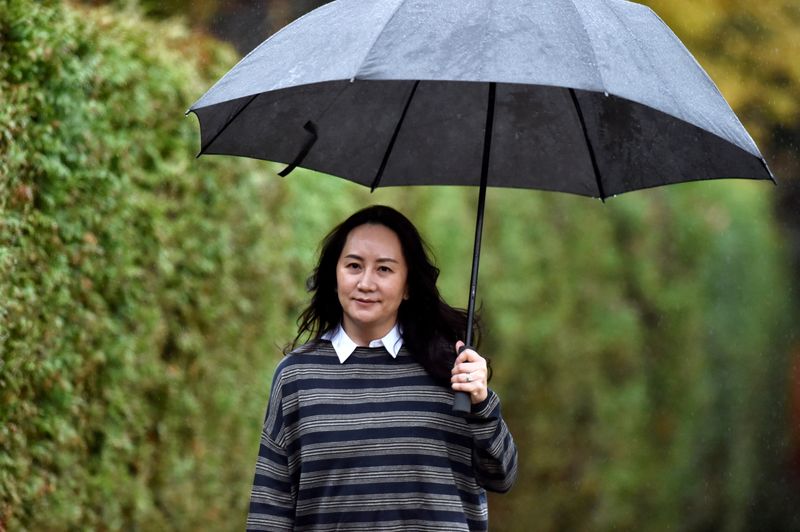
[188,0,775,412]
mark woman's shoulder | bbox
[271,340,338,388]
[277,339,337,368]
[286,338,337,356]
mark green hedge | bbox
[0,1,292,528]
[1,1,797,530]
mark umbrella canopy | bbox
[190,0,773,196]
[188,0,775,411]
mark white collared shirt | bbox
[322,324,403,363]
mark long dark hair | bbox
[289,205,480,384]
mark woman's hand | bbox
[451,341,488,404]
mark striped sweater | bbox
[246,341,517,531]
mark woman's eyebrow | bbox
[343,253,399,264]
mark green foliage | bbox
[476,184,795,531]
[1,1,797,531]
[0,0,291,528]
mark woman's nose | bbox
[357,270,376,290]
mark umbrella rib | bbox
[569,88,606,201]
[196,93,259,158]
[370,80,421,191]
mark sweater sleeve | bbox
[465,389,519,493]
[246,365,296,531]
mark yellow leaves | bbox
[645,0,800,130]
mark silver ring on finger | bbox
[466,372,472,383]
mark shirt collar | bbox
[322,324,403,363]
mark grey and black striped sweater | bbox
[246,342,518,531]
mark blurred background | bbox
[1,0,798,530]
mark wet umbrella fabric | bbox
[189,0,774,411]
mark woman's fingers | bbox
[452,351,487,376]
[453,344,485,365]
[454,341,480,363]
[452,341,489,403]
[451,362,483,375]
[450,367,486,382]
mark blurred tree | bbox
[75,0,327,54]
[639,8,800,525]
[645,0,800,285]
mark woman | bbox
[247,205,517,531]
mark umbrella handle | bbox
[453,345,474,413]
[453,391,472,413]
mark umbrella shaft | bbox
[454,82,495,415]
[464,82,496,347]
[464,180,487,347]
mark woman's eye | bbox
[378,266,392,273]
[346,263,361,270]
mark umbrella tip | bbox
[760,158,778,185]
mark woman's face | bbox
[336,223,409,345]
